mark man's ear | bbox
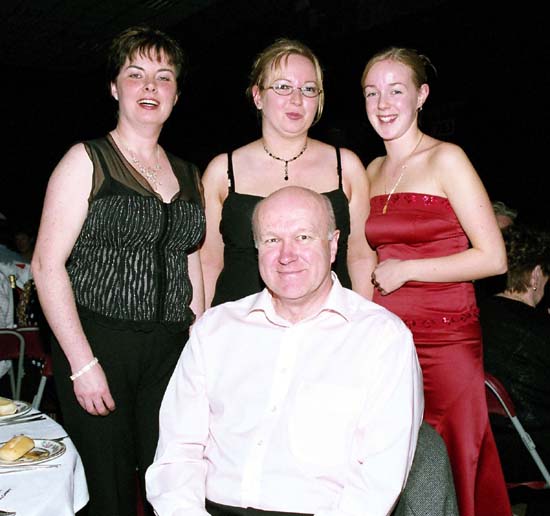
[329,230,340,264]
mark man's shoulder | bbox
[341,287,408,329]
[199,292,261,327]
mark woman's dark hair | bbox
[503,224,550,292]
[106,25,186,91]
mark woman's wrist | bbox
[401,259,414,283]
[70,357,99,381]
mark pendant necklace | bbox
[113,130,162,191]
[262,140,308,181]
[382,133,424,214]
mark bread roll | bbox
[0,435,35,461]
[0,397,17,416]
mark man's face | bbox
[255,191,338,312]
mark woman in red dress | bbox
[362,47,511,516]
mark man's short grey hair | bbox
[252,187,336,247]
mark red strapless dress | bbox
[366,193,510,516]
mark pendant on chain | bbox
[262,141,308,181]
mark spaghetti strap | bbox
[226,151,235,193]
[335,147,343,190]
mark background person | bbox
[0,217,30,380]
[362,47,510,516]
[147,186,423,516]
[13,225,36,264]
[479,224,550,516]
[200,38,376,308]
[32,26,205,516]
[492,200,518,230]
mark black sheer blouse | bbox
[67,135,205,330]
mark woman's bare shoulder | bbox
[428,139,468,165]
[50,142,92,180]
[365,155,385,181]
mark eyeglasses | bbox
[266,82,322,98]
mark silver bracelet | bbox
[70,357,99,381]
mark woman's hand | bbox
[371,259,407,295]
[73,364,116,416]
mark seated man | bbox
[146,186,424,516]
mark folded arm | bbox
[373,144,506,294]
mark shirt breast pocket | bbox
[288,381,363,466]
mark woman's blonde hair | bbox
[361,46,434,90]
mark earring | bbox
[533,286,538,291]
[418,105,423,112]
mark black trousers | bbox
[206,499,314,516]
[52,317,187,516]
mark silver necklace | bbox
[114,130,162,191]
[382,133,424,215]
[262,140,308,181]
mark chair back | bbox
[18,327,53,409]
[485,372,550,489]
[392,422,459,516]
[0,329,25,399]
[485,372,516,418]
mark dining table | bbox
[0,401,89,515]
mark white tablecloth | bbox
[0,409,89,515]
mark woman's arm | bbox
[32,143,115,415]
[341,149,378,299]
[199,154,228,308]
[188,248,205,320]
[373,143,506,294]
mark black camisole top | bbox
[211,147,351,306]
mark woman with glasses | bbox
[201,38,375,307]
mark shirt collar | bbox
[247,272,353,326]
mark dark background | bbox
[2,0,548,233]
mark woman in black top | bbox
[32,26,205,516]
[200,38,376,307]
[479,224,550,511]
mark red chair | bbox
[485,372,550,489]
[0,329,25,400]
[17,326,53,410]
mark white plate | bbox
[0,438,66,467]
[0,401,32,421]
